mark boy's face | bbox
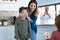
[19,9,28,18]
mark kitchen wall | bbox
[0,0,30,16]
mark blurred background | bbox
[0,0,60,40]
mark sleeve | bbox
[28,20,31,38]
[15,18,19,39]
[40,14,44,19]
[50,31,56,40]
[49,14,53,19]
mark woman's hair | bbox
[28,0,38,14]
[19,7,27,13]
[55,14,60,31]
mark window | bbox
[56,5,60,15]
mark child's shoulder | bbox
[15,17,18,20]
[26,18,30,23]
[53,30,57,32]
[52,30,60,34]
[15,17,21,21]
[16,17,22,20]
[26,18,29,21]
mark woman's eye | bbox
[31,5,33,7]
[34,6,36,7]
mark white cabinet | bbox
[0,25,16,40]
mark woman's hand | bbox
[27,16,31,21]
[26,13,31,21]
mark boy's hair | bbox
[19,7,27,13]
[55,14,60,31]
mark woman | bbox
[40,6,53,24]
[27,0,39,40]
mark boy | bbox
[15,7,31,40]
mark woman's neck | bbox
[29,12,32,15]
[29,11,34,15]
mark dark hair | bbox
[31,0,36,1]
[28,0,38,13]
[19,7,27,13]
[55,14,60,31]
[13,16,16,25]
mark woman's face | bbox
[45,6,49,12]
[29,3,36,12]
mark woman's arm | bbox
[27,16,33,23]
[35,9,39,17]
[27,16,31,21]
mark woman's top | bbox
[30,12,38,33]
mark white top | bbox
[40,13,53,24]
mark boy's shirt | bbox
[15,17,31,39]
